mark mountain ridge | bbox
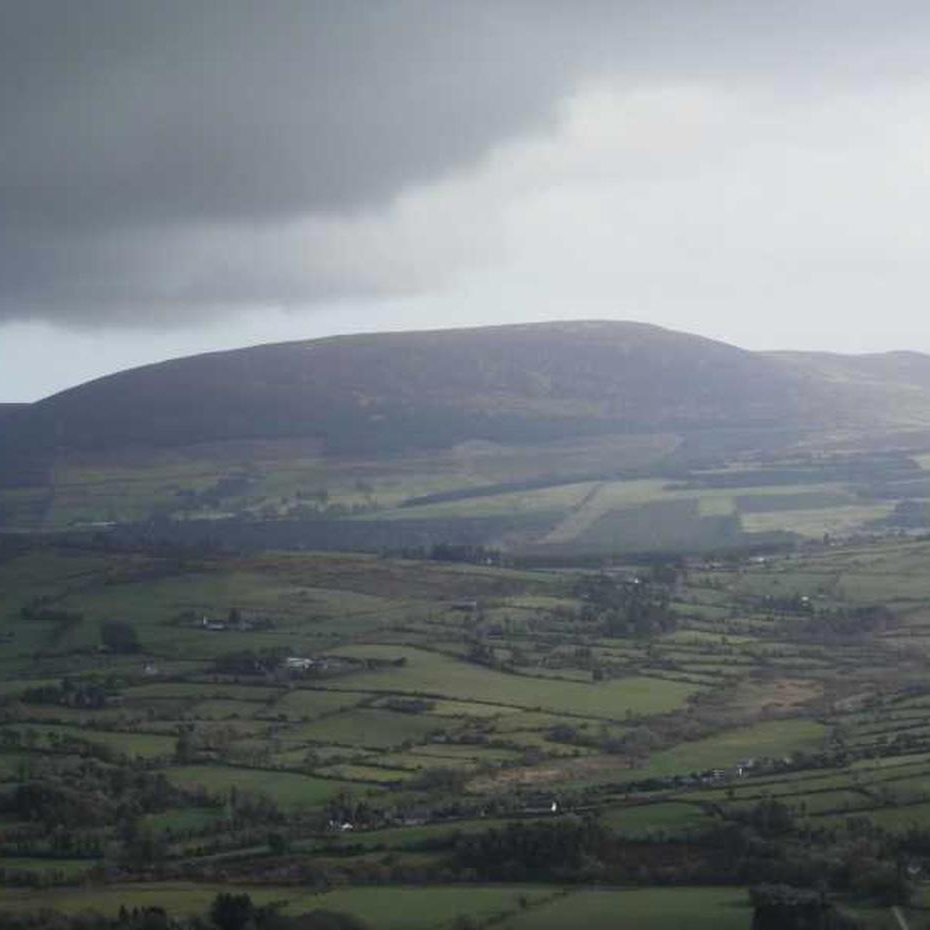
[3,321,930,486]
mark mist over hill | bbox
[4,320,919,467]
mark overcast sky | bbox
[4,1,930,401]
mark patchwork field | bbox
[1,535,930,926]
[6,443,930,559]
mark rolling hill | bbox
[0,320,885,467]
[769,350,930,429]
[4,321,930,547]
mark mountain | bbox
[0,322,833,457]
[2,321,930,488]
[7,320,930,545]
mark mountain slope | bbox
[5,322,930,494]
[769,350,930,428]
[0,404,27,423]
[0,321,831,462]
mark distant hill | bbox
[2,321,930,487]
[0,322,839,457]
[769,350,930,429]
[8,320,930,547]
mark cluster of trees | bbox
[21,676,118,709]
[100,621,141,654]
[286,501,381,521]
[19,604,84,626]
[433,801,916,901]
[428,543,501,565]
[173,473,256,511]
[452,818,608,881]
[708,801,913,905]
[785,605,894,642]
[575,573,677,637]
[880,498,930,528]
[18,601,84,646]
[0,761,186,832]
[212,895,368,930]
[211,649,286,676]
[749,885,863,930]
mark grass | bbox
[314,885,556,929]
[0,858,97,878]
[375,481,597,521]
[9,430,682,531]
[5,534,930,923]
[500,886,751,930]
[0,884,281,917]
[289,708,449,749]
[0,882,557,929]
[142,806,227,833]
[316,763,415,784]
[275,689,366,718]
[741,504,894,538]
[57,572,397,658]
[0,882,754,930]
[602,801,716,836]
[735,491,854,513]
[161,765,352,809]
[125,682,281,701]
[321,644,701,719]
[572,500,742,553]
[815,801,930,832]
[1,723,175,759]
[543,479,861,549]
[790,789,872,815]
[624,718,826,781]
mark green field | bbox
[320,644,700,718]
[602,800,716,836]
[500,887,751,930]
[1,536,930,926]
[0,882,753,930]
[162,765,351,809]
[7,435,928,559]
[0,723,175,759]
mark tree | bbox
[268,831,289,855]
[120,824,167,870]
[174,728,196,763]
[101,620,141,654]
[749,885,861,930]
[211,894,255,930]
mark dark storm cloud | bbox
[3,0,930,323]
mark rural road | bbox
[892,905,911,930]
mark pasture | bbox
[1,536,930,927]
[318,643,701,718]
[162,766,351,809]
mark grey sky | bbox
[4,2,930,400]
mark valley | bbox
[0,533,930,926]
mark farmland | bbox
[7,434,930,564]
[2,534,930,926]
[0,882,755,930]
